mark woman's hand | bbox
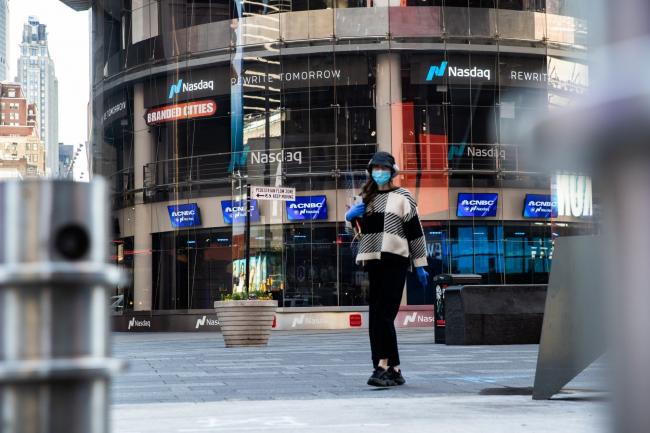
[416,267,429,288]
[345,203,366,222]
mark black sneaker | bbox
[388,367,406,385]
[367,367,396,387]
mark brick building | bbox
[0,82,46,178]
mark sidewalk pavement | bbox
[111,329,608,433]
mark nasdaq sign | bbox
[426,61,492,81]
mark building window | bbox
[132,0,160,44]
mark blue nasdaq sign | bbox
[221,200,260,224]
[167,203,201,228]
[457,193,498,217]
[286,195,328,221]
[523,194,558,218]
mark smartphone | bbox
[351,195,363,236]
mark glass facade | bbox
[92,0,593,312]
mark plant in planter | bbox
[214,290,278,347]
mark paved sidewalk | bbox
[111,330,607,432]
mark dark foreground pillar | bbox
[0,180,122,433]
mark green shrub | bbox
[222,290,273,301]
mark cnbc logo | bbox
[426,61,491,81]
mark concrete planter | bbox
[214,300,278,347]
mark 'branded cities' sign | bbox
[523,194,558,218]
[286,195,328,221]
[167,203,201,228]
[145,100,217,126]
[221,200,260,224]
[457,193,498,217]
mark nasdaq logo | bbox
[447,143,466,160]
[195,316,220,329]
[401,311,434,327]
[426,61,448,81]
[168,78,215,99]
[426,61,491,81]
[403,312,417,326]
[168,80,183,99]
[290,314,327,328]
[127,318,151,330]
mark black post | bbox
[245,183,251,295]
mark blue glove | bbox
[345,203,366,222]
[416,267,429,288]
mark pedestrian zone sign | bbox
[251,186,296,201]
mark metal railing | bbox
[104,142,545,206]
[142,143,377,191]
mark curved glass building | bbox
[65,0,593,316]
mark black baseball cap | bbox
[367,151,397,173]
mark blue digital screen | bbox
[286,195,328,221]
[457,193,498,217]
[221,200,260,224]
[523,194,558,218]
[167,203,201,228]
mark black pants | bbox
[366,259,408,368]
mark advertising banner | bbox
[221,200,260,224]
[144,65,230,108]
[113,313,220,332]
[412,54,556,89]
[499,56,549,88]
[232,254,269,293]
[411,54,495,85]
[396,310,435,328]
[145,100,217,126]
[552,174,592,218]
[167,203,201,228]
[523,194,558,218]
[101,88,128,125]
[457,193,498,217]
[144,56,369,108]
[286,195,328,221]
[233,56,369,90]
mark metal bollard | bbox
[0,179,123,433]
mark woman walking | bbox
[346,151,429,387]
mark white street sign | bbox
[251,186,296,201]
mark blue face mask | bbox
[372,170,392,186]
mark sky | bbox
[8,0,90,180]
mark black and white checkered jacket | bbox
[356,187,428,268]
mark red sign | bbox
[349,313,362,327]
[145,100,217,125]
